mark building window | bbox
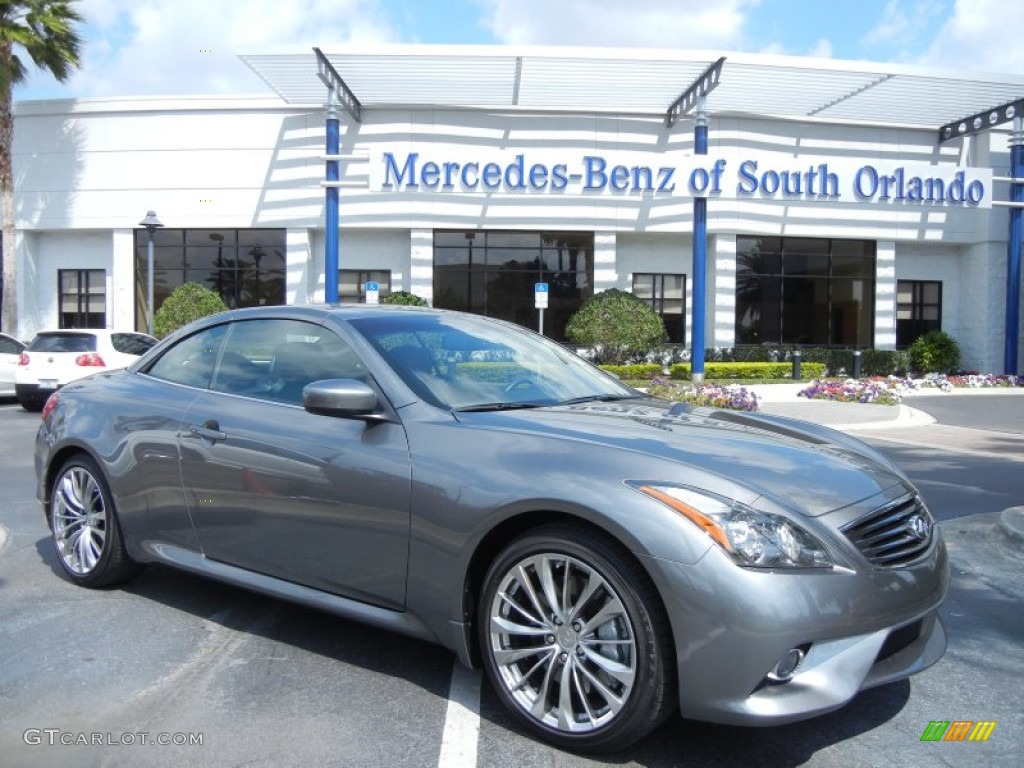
[134,229,286,331]
[59,269,106,329]
[433,230,594,341]
[736,237,875,347]
[897,280,942,348]
[340,270,392,303]
[633,273,685,343]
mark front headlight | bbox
[631,483,832,569]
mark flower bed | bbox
[798,378,904,405]
[646,378,760,412]
[916,373,1024,390]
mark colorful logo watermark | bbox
[921,721,997,742]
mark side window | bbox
[146,325,227,389]
[211,319,367,405]
[0,336,23,355]
[111,333,158,356]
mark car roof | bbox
[31,329,155,339]
[168,304,456,330]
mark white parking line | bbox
[437,663,481,768]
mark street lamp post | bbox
[139,211,163,335]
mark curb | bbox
[999,507,1024,547]
[829,404,936,432]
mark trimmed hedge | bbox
[455,362,524,383]
[704,347,909,377]
[669,361,826,380]
[597,363,664,379]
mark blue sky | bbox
[15,0,1023,102]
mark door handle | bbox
[188,419,227,442]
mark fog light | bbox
[767,648,805,682]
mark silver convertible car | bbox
[35,305,948,752]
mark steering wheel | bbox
[504,377,537,393]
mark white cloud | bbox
[806,38,834,59]
[917,0,1024,74]
[477,0,759,49]
[23,0,399,99]
[863,0,918,45]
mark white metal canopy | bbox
[241,44,1024,130]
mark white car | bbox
[15,329,156,411]
[0,332,27,397]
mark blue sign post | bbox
[365,281,380,305]
[535,282,548,335]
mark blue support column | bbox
[1007,118,1024,375]
[325,99,340,304]
[691,100,709,383]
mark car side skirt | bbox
[143,542,441,647]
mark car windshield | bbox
[349,312,640,411]
[29,333,97,353]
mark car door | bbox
[177,317,412,610]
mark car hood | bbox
[453,398,909,516]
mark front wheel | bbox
[49,455,139,588]
[478,524,676,753]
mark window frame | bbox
[58,269,106,329]
[632,272,686,344]
[896,279,942,349]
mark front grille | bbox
[842,495,935,567]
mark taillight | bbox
[18,352,29,366]
[41,393,59,420]
[75,352,105,367]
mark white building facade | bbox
[10,47,1024,372]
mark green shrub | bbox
[455,362,524,383]
[598,363,664,379]
[381,290,429,306]
[153,282,229,338]
[712,347,909,377]
[861,349,909,377]
[669,361,826,380]
[565,289,666,365]
[908,330,961,374]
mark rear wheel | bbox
[478,524,675,753]
[18,396,43,412]
[49,455,139,588]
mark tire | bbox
[478,523,676,753]
[49,454,139,588]
[19,396,43,412]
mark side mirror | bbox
[302,379,390,422]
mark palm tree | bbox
[1,1,83,334]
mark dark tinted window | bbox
[736,237,875,347]
[111,333,157,355]
[29,333,97,353]
[0,335,24,355]
[433,230,594,342]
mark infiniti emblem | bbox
[907,514,930,541]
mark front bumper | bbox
[640,532,949,726]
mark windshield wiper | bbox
[558,394,643,406]
[454,402,547,413]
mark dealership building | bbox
[9,46,1024,372]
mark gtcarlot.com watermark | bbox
[24,729,203,747]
